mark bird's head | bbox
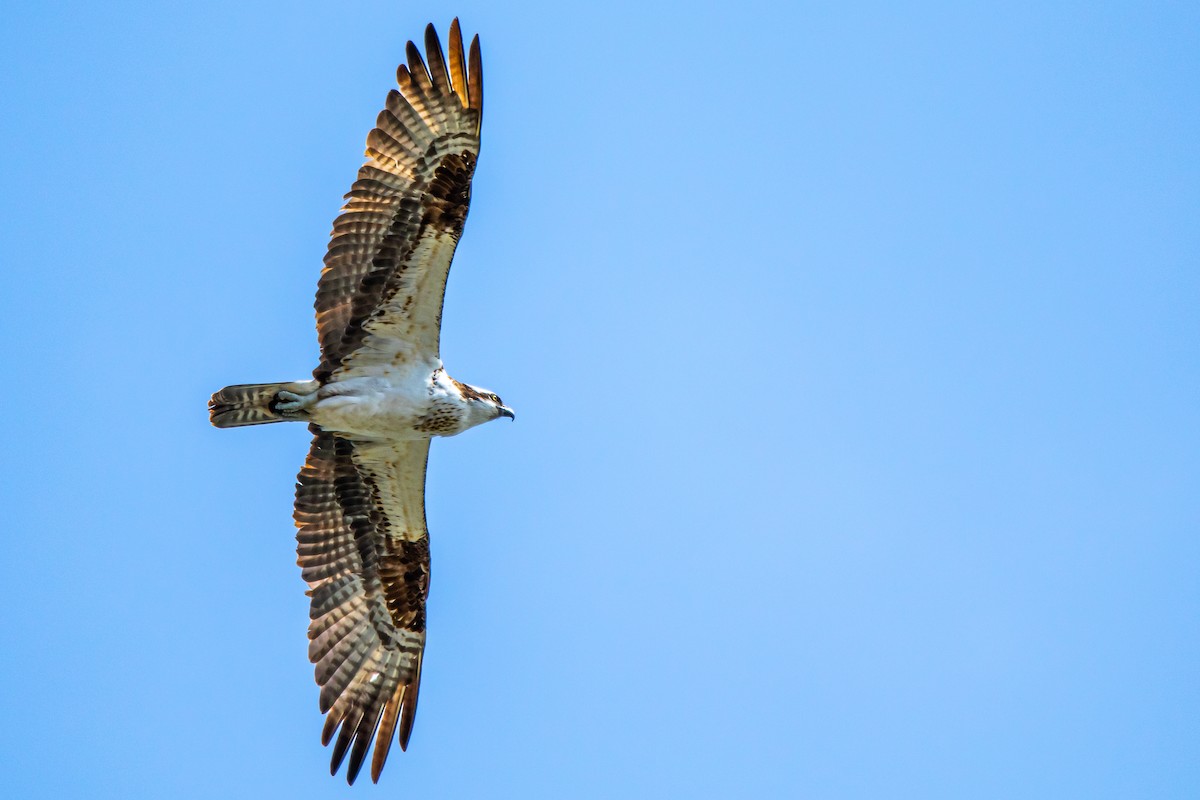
[457,382,515,427]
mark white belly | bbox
[310,374,440,439]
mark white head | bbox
[455,381,515,430]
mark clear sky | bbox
[2,2,1197,798]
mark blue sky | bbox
[2,2,1197,797]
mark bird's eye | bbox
[490,394,501,403]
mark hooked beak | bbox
[497,405,515,421]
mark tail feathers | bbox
[209,381,314,428]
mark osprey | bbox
[209,20,511,784]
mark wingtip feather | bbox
[370,684,405,782]
[448,19,469,108]
[405,40,432,91]
[468,34,483,117]
[397,654,424,751]
[329,707,361,782]
[423,23,451,93]
[321,713,339,747]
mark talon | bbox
[272,390,306,413]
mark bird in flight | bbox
[209,19,511,784]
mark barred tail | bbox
[209,381,314,428]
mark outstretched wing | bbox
[314,19,483,381]
[294,429,433,784]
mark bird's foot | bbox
[272,390,312,414]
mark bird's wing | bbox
[294,429,433,784]
[314,19,482,380]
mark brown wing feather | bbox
[295,429,432,784]
[314,20,482,380]
[448,19,469,107]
